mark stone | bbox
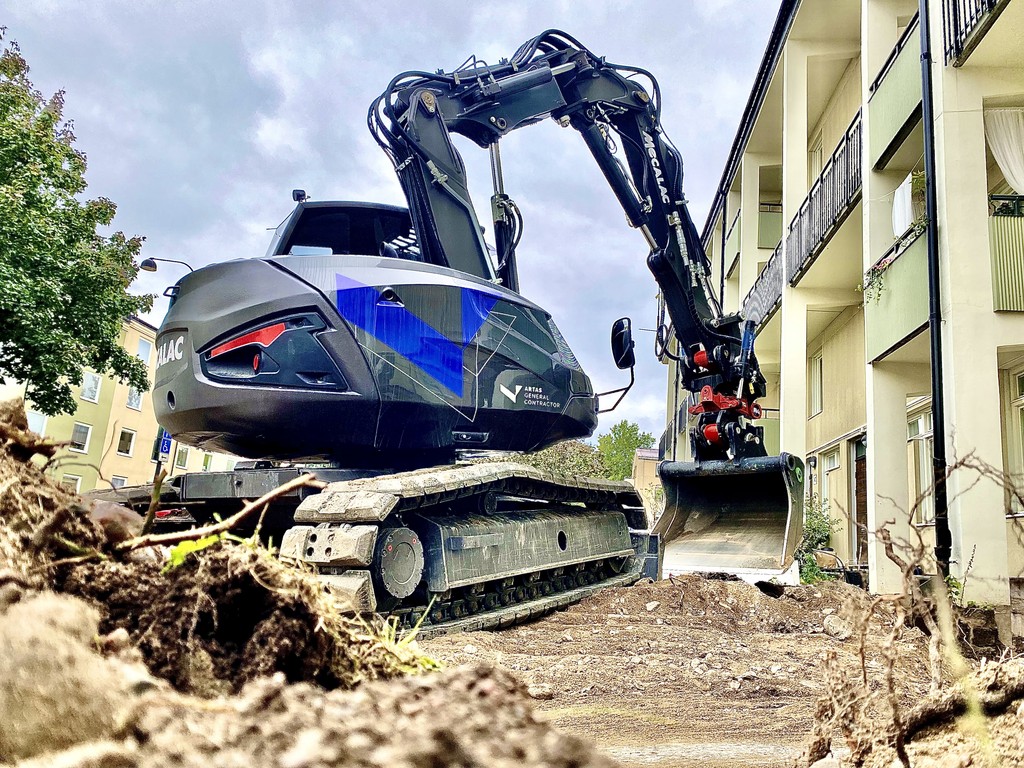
[463,644,477,655]
[645,600,661,612]
[823,614,853,640]
[527,683,554,700]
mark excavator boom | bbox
[368,30,804,573]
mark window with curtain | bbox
[985,109,1024,195]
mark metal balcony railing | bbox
[657,424,672,461]
[869,13,920,94]
[785,110,863,285]
[990,194,1024,217]
[943,0,1001,64]
[742,239,783,324]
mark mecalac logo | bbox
[499,384,523,403]
[643,132,671,205]
[156,336,185,368]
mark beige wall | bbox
[807,307,867,451]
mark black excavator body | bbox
[154,202,598,467]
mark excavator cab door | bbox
[653,454,804,577]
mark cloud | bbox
[7,0,779,451]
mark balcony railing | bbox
[742,239,783,324]
[869,13,920,94]
[943,0,1002,64]
[658,423,673,461]
[990,195,1024,311]
[785,110,863,285]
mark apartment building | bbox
[662,0,1024,637]
[3,316,236,493]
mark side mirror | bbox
[611,317,636,370]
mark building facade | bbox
[2,317,236,493]
[662,0,1024,638]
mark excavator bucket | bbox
[653,454,804,574]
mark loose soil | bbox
[424,576,935,767]
[3,398,1024,767]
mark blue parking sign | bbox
[158,428,172,457]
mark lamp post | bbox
[139,257,194,272]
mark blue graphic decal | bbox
[335,274,497,397]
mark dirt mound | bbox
[110,665,613,768]
[3,588,612,768]
[423,575,934,766]
[61,545,437,695]
[0,399,105,591]
[576,573,876,634]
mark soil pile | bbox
[424,576,935,767]
[0,398,617,768]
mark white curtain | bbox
[892,173,914,237]
[985,108,1024,195]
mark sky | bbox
[4,0,778,443]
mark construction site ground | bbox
[423,576,934,768]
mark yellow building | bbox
[630,447,662,521]
[662,0,1024,640]
[7,316,236,493]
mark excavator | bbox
[138,30,803,634]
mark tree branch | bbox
[116,474,325,552]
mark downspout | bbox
[919,0,951,576]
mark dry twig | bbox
[116,474,325,552]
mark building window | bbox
[116,428,136,457]
[137,338,153,366]
[908,411,935,524]
[820,449,840,508]
[25,410,47,435]
[69,422,91,453]
[809,352,823,417]
[202,453,213,472]
[80,372,102,403]
[110,476,128,489]
[126,387,143,411]
[175,445,189,469]
[60,474,82,493]
[1008,371,1024,515]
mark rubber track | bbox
[409,560,644,639]
[295,461,647,529]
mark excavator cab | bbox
[654,454,805,577]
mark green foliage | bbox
[164,534,223,572]
[797,493,839,584]
[0,32,152,415]
[596,419,654,482]
[518,439,611,479]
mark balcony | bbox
[864,230,929,361]
[742,240,783,325]
[868,15,922,168]
[943,0,1008,65]
[758,204,783,249]
[990,195,1024,311]
[786,110,863,285]
[724,209,741,274]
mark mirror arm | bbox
[595,365,635,414]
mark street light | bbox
[139,257,195,272]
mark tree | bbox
[518,439,611,479]
[597,419,654,481]
[0,33,152,415]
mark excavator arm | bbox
[369,30,804,574]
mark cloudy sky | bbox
[5,1,777,442]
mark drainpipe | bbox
[919,0,951,577]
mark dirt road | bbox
[423,575,934,768]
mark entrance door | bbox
[853,438,868,564]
